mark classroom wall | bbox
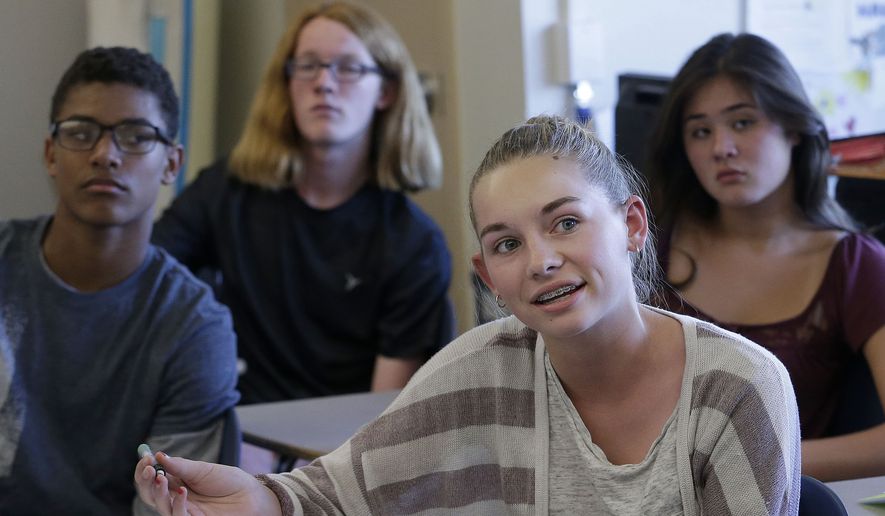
[0,0,751,331]
[0,0,87,219]
[571,0,742,147]
[214,0,287,158]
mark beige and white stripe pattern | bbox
[261,309,800,515]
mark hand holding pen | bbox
[137,444,166,477]
[133,448,284,516]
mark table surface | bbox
[828,475,885,515]
[236,390,400,461]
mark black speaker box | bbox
[614,73,670,176]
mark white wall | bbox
[519,0,743,147]
[0,0,87,218]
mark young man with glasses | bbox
[151,2,453,418]
[0,47,239,515]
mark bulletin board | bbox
[747,0,885,141]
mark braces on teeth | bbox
[538,285,576,302]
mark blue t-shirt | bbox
[0,216,240,515]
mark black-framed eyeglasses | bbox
[50,119,173,155]
[284,58,390,83]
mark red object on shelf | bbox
[831,134,885,164]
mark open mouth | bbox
[534,284,580,305]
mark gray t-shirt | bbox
[546,352,683,515]
[0,216,240,515]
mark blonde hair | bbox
[229,1,441,191]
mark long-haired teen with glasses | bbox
[152,2,454,411]
[0,47,239,515]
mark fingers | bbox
[150,466,176,516]
[172,486,189,516]
[134,455,180,516]
[134,456,160,505]
[155,451,199,480]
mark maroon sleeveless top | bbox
[658,232,885,437]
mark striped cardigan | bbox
[260,308,801,515]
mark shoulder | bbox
[370,189,450,266]
[377,189,445,237]
[172,158,254,204]
[660,307,792,390]
[833,232,885,265]
[143,246,234,327]
[0,216,43,253]
[826,232,885,293]
[187,158,241,193]
[403,316,538,394]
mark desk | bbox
[828,475,885,515]
[236,390,400,461]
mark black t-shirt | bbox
[153,160,455,403]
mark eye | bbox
[59,122,95,141]
[117,125,157,145]
[336,60,364,74]
[296,61,320,72]
[492,238,520,255]
[66,128,92,141]
[554,217,579,233]
[686,126,710,139]
[733,118,755,131]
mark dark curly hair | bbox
[50,46,180,139]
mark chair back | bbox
[218,407,242,466]
[827,354,884,436]
[799,475,848,516]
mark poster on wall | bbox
[748,0,885,141]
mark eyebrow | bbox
[62,115,157,126]
[478,196,580,239]
[683,102,757,123]
[294,51,360,61]
[541,196,579,215]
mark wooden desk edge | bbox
[832,159,885,180]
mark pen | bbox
[137,443,166,477]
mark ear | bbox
[44,136,57,178]
[623,194,649,253]
[471,252,496,292]
[160,144,184,185]
[375,79,396,111]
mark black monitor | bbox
[614,73,671,176]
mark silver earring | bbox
[495,294,506,308]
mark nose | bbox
[712,128,738,160]
[312,65,336,92]
[525,237,563,278]
[90,131,123,169]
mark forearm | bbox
[370,355,421,391]
[802,423,885,481]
